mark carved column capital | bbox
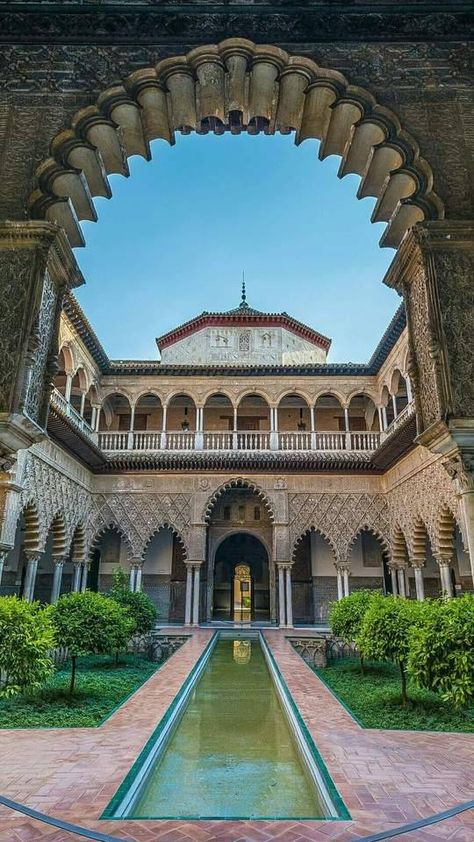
[443,451,474,495]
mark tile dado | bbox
[0,629,473,842]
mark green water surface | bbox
[131,637,325,818]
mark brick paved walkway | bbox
[0,629,472,842]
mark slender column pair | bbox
[129,560,143,593]
[336,564,350,599]
[184,563,201,626]
[72,559,88,593]
[277,564,293,627]
[437,558,454,597]
[23,552,40,602]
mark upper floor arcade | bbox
[49,293,414,468]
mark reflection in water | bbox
[233,639,251,664]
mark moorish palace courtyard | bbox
[0,3,474,840]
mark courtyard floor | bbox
[0,628,473,842]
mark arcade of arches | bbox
[0,17,474,628]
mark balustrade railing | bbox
[315,431,347,450]
[384,400,415,437]
[278,431,313,451]
[203,431,234,450]
[236,431,271,450]
[98,431,129,451]
[51,383,397,457]
[132,431,162,450]
[50,387,94,440]
[165,431,196,450]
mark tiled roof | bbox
[63,295,406,377]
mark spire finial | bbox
[240,271,248,308]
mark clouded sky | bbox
[75,132,398,363]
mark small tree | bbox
[0,596,55,697]
[329,589,377,673]
[408,594,474,708]
[109,567,157,636]
[357,595,424,706]
[51,592,134,695]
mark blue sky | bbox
[75,133,399,363]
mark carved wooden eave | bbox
[371,412,417,470]
[94,450,380,474]
[47,405,106,470]
[0,3,472,46]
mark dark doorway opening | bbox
[213,533,269,621]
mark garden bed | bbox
[315,658,474,732]
[0,654,157,728]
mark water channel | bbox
[125,635,330,819]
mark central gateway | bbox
[207,486,274,622]
[213,534,270,622]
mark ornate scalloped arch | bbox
[87,522,135,562]
[29,39,443,251]
[140,522,188,562]
[292,526,338,564]
[203,478,275,523]
[347,523,390,558]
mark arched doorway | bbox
[213,533,270,622]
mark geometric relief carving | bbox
[289,492,389,564]
[87,492,192,559]
[20,452,92,553]
[404,261,445,431]
[386,459,460,558]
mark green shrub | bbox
[408,594,474,708]
[329,589,378,673]
[357,595,424,705]
[51,591,135,695]
[0,596,54,697]
[109,568,157,635]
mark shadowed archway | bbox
[213,533,270,622]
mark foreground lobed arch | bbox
[29,39,443,251]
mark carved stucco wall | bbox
[384,448,462,558]
[0,15,472,221]
[11,438,465,572]
[288,491,390,564]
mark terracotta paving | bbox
[0,628,472,842]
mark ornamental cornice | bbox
[0,6,472,46]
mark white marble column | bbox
[285,566,293,627]
[342,566,350,597]
[310,406,317,449]
[397,567,406,598]
[79,391,86,417]
[72,561,82,592]
[65,373,73,402]
[129,564,137,593]
[459,489,474,586]
[0,551,6,589]
[80,562,89,592]
[377,406,383,431]
[406,376,413,403]
[336,567,344,600]
[160,404,168,449]
[51,559,65,603]
[382,406,388,430]
[23,553,40,602]
[184,564,193,626]
[390,566,398,595]
[392,393,398,419]
[413,566,425,601]
[192,565,200,625]
[278,565,286,626]
[439,561,454,597]
[135,565,143,592]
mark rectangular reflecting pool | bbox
[105,633,348,820]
